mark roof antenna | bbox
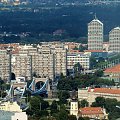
[94,13,97,20]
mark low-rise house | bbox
[79,107,108,119]
[70,99,108,119]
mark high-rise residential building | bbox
[88,17,103,50]
[0,43,67,81]
[0,50,9,81]
[12,54,32,80]
[36,45,55,80]
[109,27,120,53]
[17,43,67,81]
[52,44,67,78]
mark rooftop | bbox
[88,88,120,95]
[104,64,120,73]
[79,107,103,115]
[84,50,104,52]
[89,18,103,25]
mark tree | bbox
[58,109,68,120]
[91,97,105,107]
[58,91,70,104]
[74,62,83,76]
[78,117,84,120]
[68,115,77,120]
[79,99,89,108]
[40,116,56,120]
[78,117,89,120]
[79,44,87,52]
[90,57,97,69]
[94,70,103,77]
[29,96,49,117]
[50,100,59,115]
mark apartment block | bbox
[12,54,32,80]
[109,27,120,53]
[0,50,9,80]
[67,51,90,71]
[88,17,103,50]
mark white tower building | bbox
[88,16,103,50]
[70,99,78,116]
[109,27,120,53]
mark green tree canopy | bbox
[58,91,70,104]
[68,115,77,120]
[79,99,89,108]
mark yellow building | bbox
[0,101,22,112]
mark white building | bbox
[11,112,28,120]
[88,17,103,50]
[0,101,28,120]
[67,52,90,71]
[109,27,120,53]
[70,99,78,116]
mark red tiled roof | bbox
[84,50,104,52]
[89,88,120,95]
[104,64,120,73]
[79,107,103,115]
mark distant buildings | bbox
[0,101,28,120]
[109,27,120,53]
[12,43,67,81]
[67,51,90,71]
[70,99,108,119]
[88,17,103,50]
[104,64,120,83]
[84,50,108,60]
[78,88,120,105]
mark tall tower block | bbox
[88,16,103,50]
[109,27,120,53]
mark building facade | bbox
[79,107,108,119]
[0,50,9,81]
[104,64,120,83]
[67,52,90,71]
[109,27,120,53]
[88,17,103,50]
[12,54,32,80]
[70,100,108,119]
[70,99,78,116]
[78,88,120,105]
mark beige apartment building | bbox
[78,88,120,105]
[52,44,67,78]
[109,27,120,53]
[12,54,32,80]
[0,43,67,81]
[15,43,66,81]
[88,17,103,50]
[0,50,9,80]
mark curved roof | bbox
[88,18,103,25]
